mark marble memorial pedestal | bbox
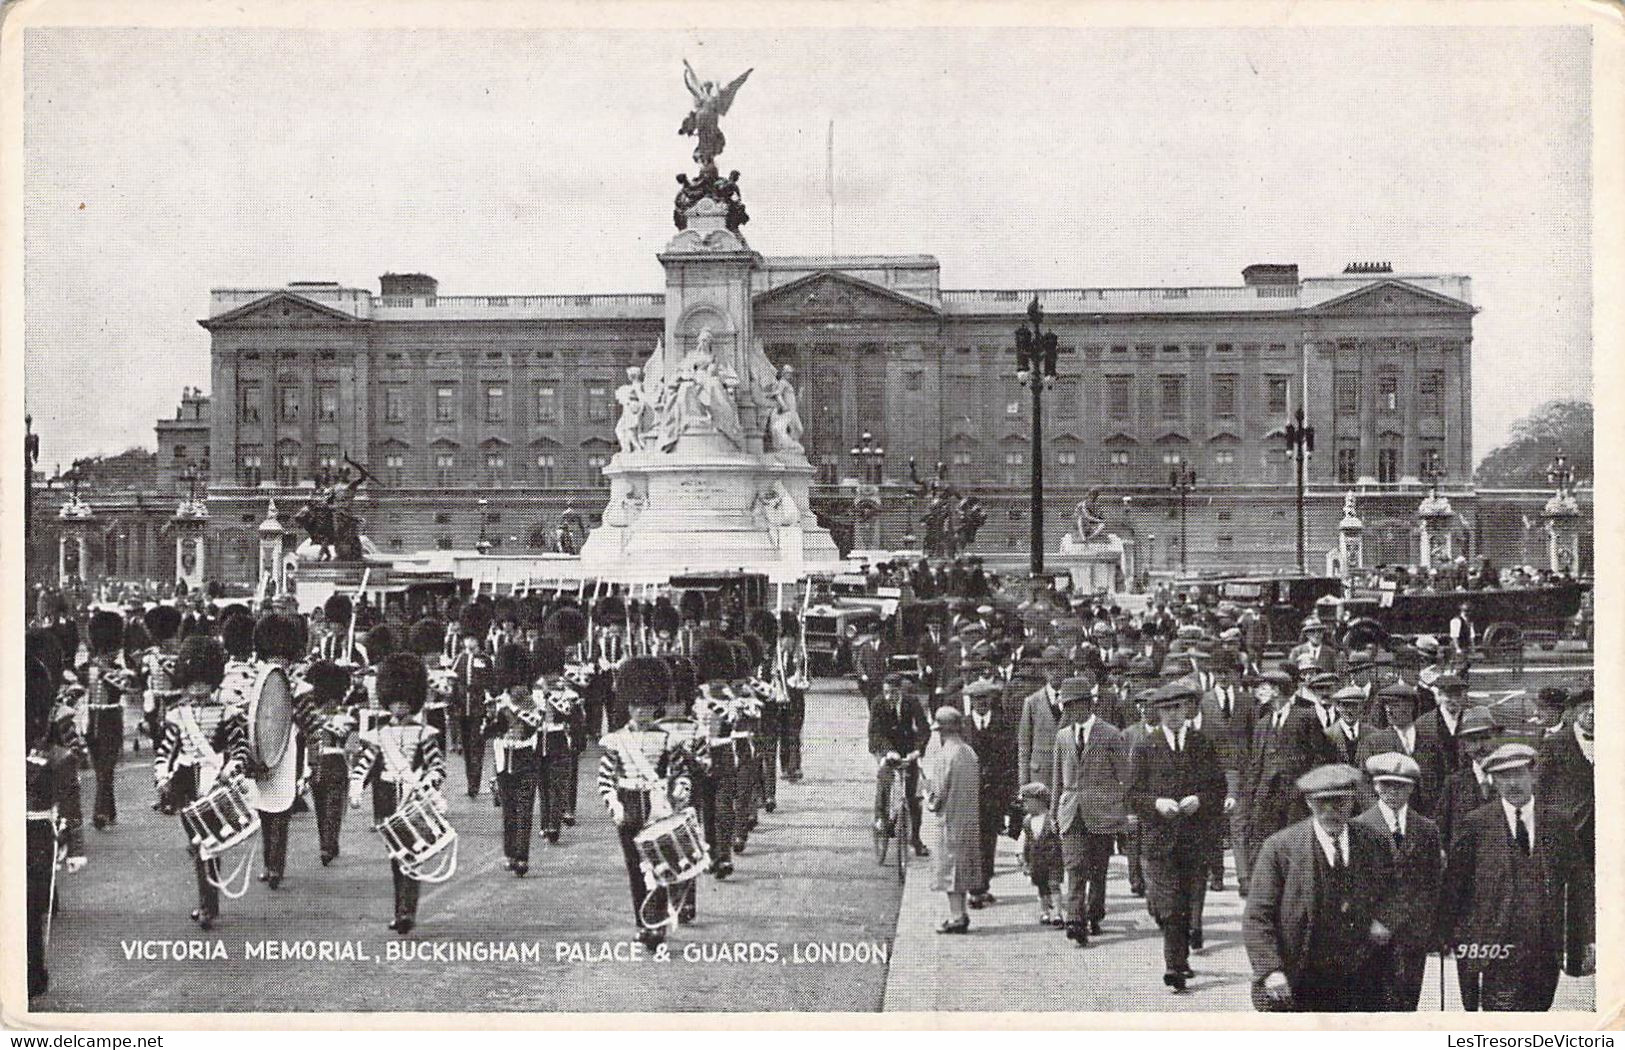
[1055,534,1128,595]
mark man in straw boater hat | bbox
[597,655,702,949]
[1355,752,1442,1011]
[349,651,446,936]
[1129,681,1226,991]
[1243,763,1397,1012]
[1442,742,1592,1011]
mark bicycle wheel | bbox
[894,794,911,883]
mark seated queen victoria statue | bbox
[654,328,745,453]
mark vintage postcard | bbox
[3,0,1617,1030]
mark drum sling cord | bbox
[618,737,683,934]
[377,729,458,884]
[176,706,257,900]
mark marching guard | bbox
[82,609,134,829]
[349,652,448,935]
[305,660,356,866]
[533,636,585,845]
[488,643,544,875]
[26,654,87,999]
[251,613,309,889]
[598,656,703,949]
[691,637,739,879]
[449,602,494,786]
[777,610,809,782]
[140,604,184,753]
[153,634,250,930]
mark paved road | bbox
[34,680,900,1014]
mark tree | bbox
[1474,399,1591,487]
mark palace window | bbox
[1056,450,1077,466]
[384,386,406,423]
[277,450,300,486]
[1337,446,1359,485]
[279,386,301,423]
[174,444,187,462]
[1107,376,1132,420]
[316,445,339,482]
[586,452,610,484]
[485,384,507,424]
[1335,371,1360,414]
[435,452,456,486]
[1052,377,1078,419]
[1213,449,1235,466]
[1005,398,1022,417]
[535,454,556,486]
[1419,446,1443,480]
[1215,343,1233,355]
[1378,371,1400,413]
[905,369,924,392]
[535,382,558,423]
[1419,371,1444,416]
[317,385,338,422]
[1161,451,1185,466]
[1158,375,1184,419]
[1212,375,1237,418]
[585,382,612,424]
[435,385,456,423]
[1377,446,1400,484]
[1109,451,1130,467]
[239,449,263,487]
[1266,376,1290,415]
[239,382,260,423]
[484,451,507,487]
[816,454,838,484]
[384,453,404,486]
[1004,451,1024,485]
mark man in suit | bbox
[962,678,1016,909]
[1051,679,1130,945]
[1119,683,1161,897]
[1413,672,1471,812]
[1357,682,1432,812]
[1446,602,1476,674]
[1016,657,1067,796]
[1199,653,1254,892]
[851,620,890,706]
[1443,743,1588,1011]
[1431,706,1499,855]
[1537,687,1594,981]
[1295,672,1345,763]
[868,672,932,858]
[1240,668,1327,895]
[1356,752,1443,1011]
[1129,682,1227,991]
[1244,764,1398,1012]
[1288,620,1339,674]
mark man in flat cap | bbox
[1434,705,1501,852]
[1537,686,1594,980]
[1356,753,1442,1011]
[1289,619,1338,674]
[1442,743,1589,1010]
[1327,685,1375,769]
[1129,682,1226,990]
[1051,677,1129,944]
[961,678,1016,909]
[1198,651,1254,893]
[1244,764,1397,1012]
[870,672,932,858]
[1240,668,1326,896]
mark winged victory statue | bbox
[679,60,753,166]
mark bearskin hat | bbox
[323,593,353,624]
[679,589,709,624]
[142,604,182,642]
[493,596,519,625]
[88,609,124,656]
[376,652,428,714]
[779,609,800,636]
[172,634,227,691]
[595,594,627,626]
[692,636,735,685]
[26,656,55,743]
[361,623,394,659]
[53,618,80,660]
[495,643,534,692]
[409,617,446,657]
[650,597,681,636]
[122,618,151,657]
[305,660,352,702]
[545,607,589,647]
[254,613,304,662]
[617,655,671,709]
[26,628,63,686]
[664,654,697,708]
[219,602,250,623]
[533,636,566,678]
[220,613,256,660]
[458,600,492,640]
[518,595,547,631]
[741,632,767,669]
[748,609,779,647]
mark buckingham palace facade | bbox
[190,257,1478,583]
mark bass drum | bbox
[247,662,295,770]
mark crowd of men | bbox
[863,591,1596,1011]
[23,588,811,998]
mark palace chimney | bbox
[380,272,439,297]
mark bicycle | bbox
[873,752,919,882]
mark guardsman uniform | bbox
[691,638,740,878]
[485,644,543,876]
[533,638,583,844]
[448,632,492,792]
[81,610,133,829]
[26,655,86,999]
[303,661,356,866]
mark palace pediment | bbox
[199,291,367,330]
[1306,280,1474,317]
[753,271,940,323]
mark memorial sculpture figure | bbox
[294,460,371,561]
[765,365,805,454]
[614,366,647,453]
[679,60,752,166]
[1072,486,1109,543]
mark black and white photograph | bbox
[7,0,1613,1026]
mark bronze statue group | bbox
[24,589,812,998]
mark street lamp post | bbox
[476,498,491,555]
[1546,452,1575,497]
[1283,408,1316,573]
[1013,296,1060,578]
[1168,462,1197,574]
[849,432,885,550]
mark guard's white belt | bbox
[27,808,57,821]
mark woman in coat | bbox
[925,706,982,934]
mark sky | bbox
[22,24,1591,472]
